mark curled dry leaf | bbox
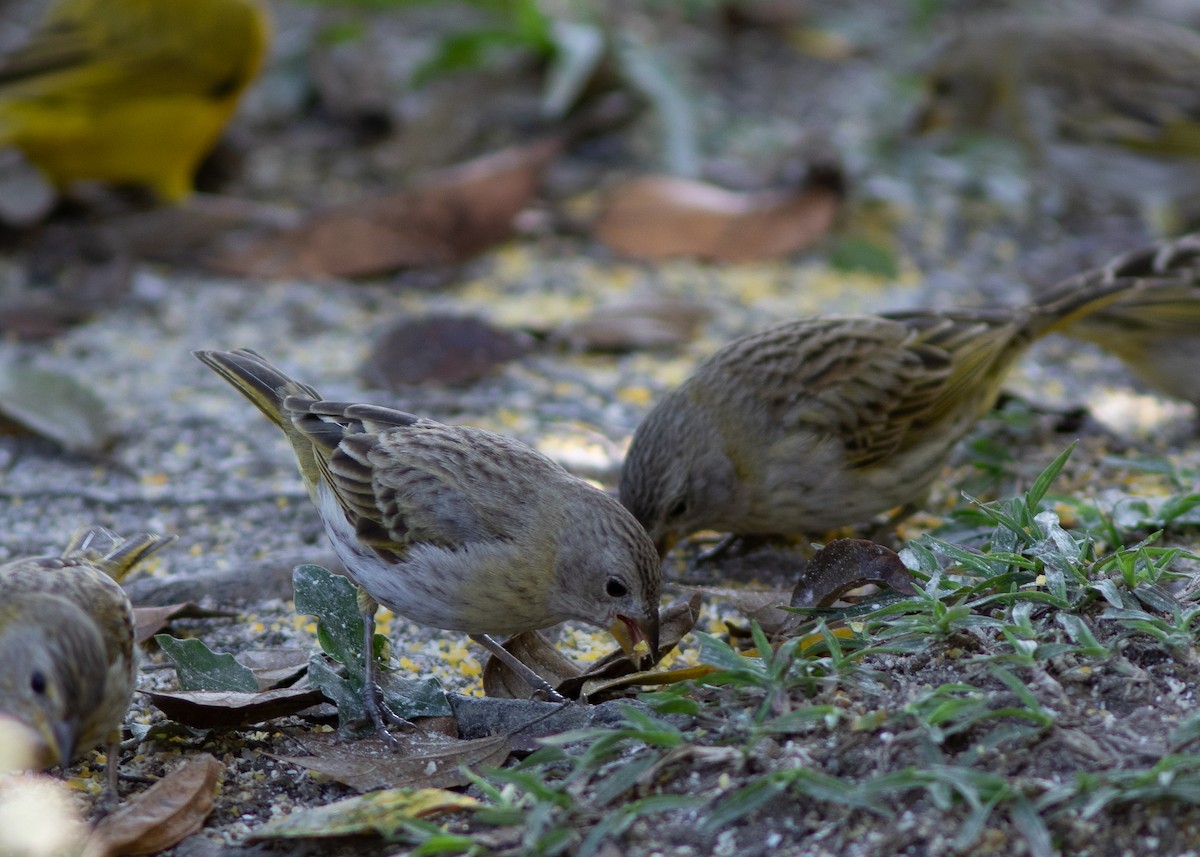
[550,298,711,353]
[85,754,221,857]
[594,170,842,263]
[678,585,795,637]
[360,315,533,388]
[482,631,584,701]
[133,603,238,645]
[144,687,327,730]
[210,138,563,278]
[235,648,312,691]
[271,730,511,793]
[484,596,701,701]
[790,538,916,609]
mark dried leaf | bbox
[360,315,532,388]
[550,298,710,353]
[678,585,794,636]
[271,731,510,792]
[247,788,477,840]
[211,139,562,278]
[144,686,327,729]
[482,631,584,701]
[85,754,221,857]
[235,648,312,691]
[0,365,114,452]
[132,603,238,645]
[594,172,841,262]
[790,538,916,609]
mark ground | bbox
[1,0,1200,855]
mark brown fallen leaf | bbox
[85,754,221,857]
[272,731,510,793]
[235,648,312,691]
[360,315,533,388]
[483,596,700,701]
[791,538,916,609]
[210,138,563,278]
[133,603,238,645]
[482,632,584,701]
[549,298,711,353]
[144,686,327,730]
[678,585,795,636]
[593,169,842,262]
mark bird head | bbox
[551,491,663,670]
[618,388,741,558]
[0,598,108,769]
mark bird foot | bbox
[361,681,416,747]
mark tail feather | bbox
[63,526,175,583]
[195,348,325,492]
[193,348,319,429]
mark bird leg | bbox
[356,592,410,745]
[470,634,567,703]
[96,737,121,813]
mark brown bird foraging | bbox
[194,349,661,738]
[619,272,1151,557]
[1050,233,1200,406]
[0,526,173,798]
[914,15,1200,158]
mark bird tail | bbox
[195,348,326,492]
[63,526,176,583]
[193,348,320,430]
[1030,233,1200,337]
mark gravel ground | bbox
[2,0,1200,854]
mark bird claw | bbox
[530,685,568,704]
[361,681,416,746]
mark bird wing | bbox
[711,318,959,470]
[292,401,545,558]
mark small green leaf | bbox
[828,236,900,277]
[155,635,258,693]
[293,564,366,671]
[1025,443,1076,511]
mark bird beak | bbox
[50,719,77,767]
[655,533,677,560]
[610,611,660,671]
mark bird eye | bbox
[931,76,954,97]
[666,497,688,522]
[605,578,628,599]
[30,671,47,695]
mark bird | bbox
[1048,232,1200,406]
[913,15,1200,159]
[0,0,271,202]
[619,270,1151,557]
[194,348,661,739]
[0,526,173,799]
